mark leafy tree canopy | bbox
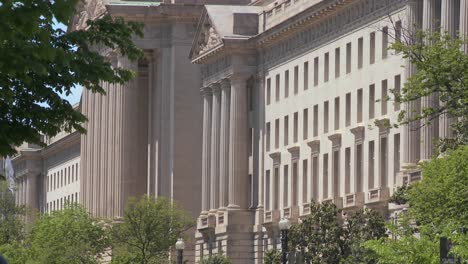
[0,181,26,246]
[288,201,386,264]
[111,196,194,264]
[0,0,143,155]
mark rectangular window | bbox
[333,150,340,197]
[346,42,352,74]
[76,164,78,181]
[274,167,279,210]
[284,116,289,146]
[345,147,351,194]
[334,97,340,131]
[356,144,363,192]
[357,88,363,123]
[368,141,375,189]
[394,133,401,179]
[395,20,402,44]
[312,156,319,201]
[275,119,280,149]
[382,26,389,59]
[324,52,330,82]
[335,48,340,78]
[266,122,271,151]
[275,74,280,102]
[380,137,388,188]
[313,105,319,137]
[294,66,299,94]
[304,62,309,90]
[358,37,363,69]
[370,32,376,64]
[369,84,375,119]
[302,159,308,203]
[266,78,271,105]
[324,101,329,133]
[266,170,271,211]
[292,162,298,206]
[314,57,319,86]
[323,153,329,199]
[394,74,401,111]
[293,112,298,143]
[285,70,289,98]
[283,165,289,207]
[381,79,388,115]
[346,93,351,127]
[303,109,308,140]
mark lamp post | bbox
[175,238,185,264]
[279,217,291,264]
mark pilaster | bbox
[210,84,221,213]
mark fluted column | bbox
[218,79,230,209]
[201,87,212,215]
[461,0,468,53]
[421,0,438,160]
[439,0,456,140]
[228,75,250,210]
[210,84,221,212]
[403,0,422,165]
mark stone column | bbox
[210,84,221,212]
[421,0,438,160]
[461,0,468,53]
[439,0,456,140]
[403,0,421,166]
[219,79,230,209]
[201,87,212,215]
[228,75,249,210]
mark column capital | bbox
[201,87,212,97]
[211,83,221,94]
[228,73,252,85]
[220,78,230,90]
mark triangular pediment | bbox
[190,9,224,61]
[70,0,107,31]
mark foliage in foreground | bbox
[111,196,194,264]
[198,254,231,264]
[288,201,386,264]
[365,146,468,263]
[0,0,143,156]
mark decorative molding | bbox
[71,0,107,31]
[307,139,320,154]
[201,56,232,85]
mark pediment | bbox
[70,0,107,31]
[190,10,224,60]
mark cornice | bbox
[41,132,80,158]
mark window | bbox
[380,137,388,188]
[335,48,340,78]
[312,156,319,200]
[285,70,290,98]
[370,32,376,64]
[369,84,375,119]
[324,101,329,133]
[357,88,363,123]
[293,112,298,143]
[266,122,271,151]
[358,37,363,69]
[275,74,280,102]
[283,165,289,207]
[334,97,340,130]
[323,153,329,199]
[292,162,298,206]
[333,150,340,197]
[303,109,309,140]
[275,119,280,149]
[265,170,270,211]
[314,57,319,86]
[394,134,401,180]
[71,164,74,183]
[356,144,363,192]
[313,105,319,137]
[368,141,375,189]
[302,159,308,203]
[382,26,389,59]
[75,164,78,181]
[346,42,352,74]
[394,75,401,111]
[304,62,309,90]
[294,66,299,94]
[381,79,388,115]
[273,168,279,210]
[324,52,330,82]
[395,20,402,44]
[345,148,351,194]
[266,78,271,105]
[284,116,289,146]
[346,93,351,126]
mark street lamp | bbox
[175,238,185,264]
[279,217,291,264]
